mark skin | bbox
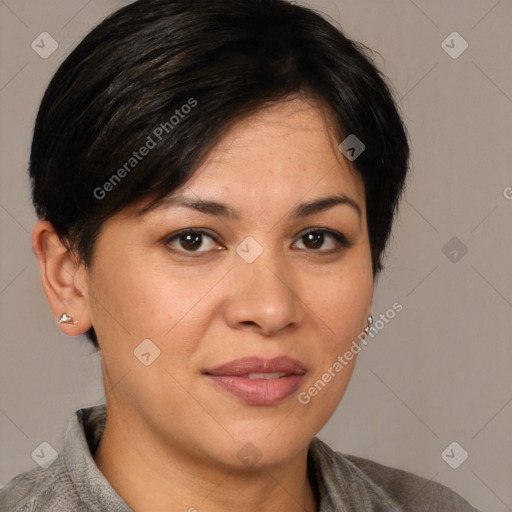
[33,97,374,512]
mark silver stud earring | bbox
[57,313,77,326]
[364,315,373,335]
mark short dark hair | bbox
[30,0,410,350]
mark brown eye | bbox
[293,228,352,252]
[303,231,325,249]
[165,230,220,253]
[179,232,203,251]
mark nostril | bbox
[241,321,258,327]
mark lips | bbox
[205,356,307,377]
[204,356,306,406]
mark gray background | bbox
[1,1,511,510]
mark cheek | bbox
[299,252,372,390]
[86,254,172,343]
[87,254,222,351]
[308,262,373,338]
[294,267,371,431]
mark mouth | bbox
[204,356,306,406]
[241,372,288,379]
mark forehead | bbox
[124,97,366,225]
[173,99,364,207]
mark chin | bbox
[206,422,313,471]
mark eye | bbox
[293,228,351,252]
[164,229,222,253]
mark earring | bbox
[57,313,77,326]
[364,315,373,335]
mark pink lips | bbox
[204,356,306,406]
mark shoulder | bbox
[0,455,85,512]
[310,437,481,511]
[342,452,480,511]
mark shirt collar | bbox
[63,404,132,511]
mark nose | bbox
[223,249,304,337]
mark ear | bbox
[32,220,93,336]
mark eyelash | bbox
[162,227,353,256]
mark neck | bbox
[93,408,318,512]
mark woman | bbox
[0,0,480,510]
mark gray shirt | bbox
[0,404,480,511]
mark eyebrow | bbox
[156,194,362,221]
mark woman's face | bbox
[85,98,373,468]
